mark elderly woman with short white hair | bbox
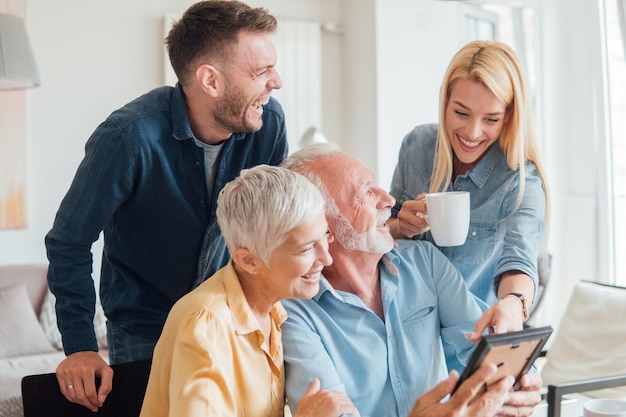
[140,165,359,417]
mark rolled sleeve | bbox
[494,165,547,298]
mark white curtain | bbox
[271,20,323,152]
[619,0,626,59]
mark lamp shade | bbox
[0,12,40,90]
[299,126,329,148]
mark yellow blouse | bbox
[140,261,288,417]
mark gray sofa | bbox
[0,264,64,404]
[0,264,107,410]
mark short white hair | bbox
[217,164,325,264]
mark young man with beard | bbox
[280,144,542,417]
[45,1,286,411]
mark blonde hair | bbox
[431,40,550,242]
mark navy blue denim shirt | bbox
[390,124,546,308]
[45,84,288,355]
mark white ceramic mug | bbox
[584,399,626,417]
[425,191,470,247]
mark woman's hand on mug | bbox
[394,193,429,238]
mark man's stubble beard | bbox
[213,79,262,134]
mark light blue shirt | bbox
[282,240,483,417]
[390,123,546,307]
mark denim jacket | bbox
[390,123,546,307]
[45,84,288,355]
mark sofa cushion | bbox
[0,351,66,402]
[0,396,23,417]
[0,284,56,359]
[541,281,626,398]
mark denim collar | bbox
[463,141,505,189]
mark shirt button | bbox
[471,230,477,237]
[195,160,200,167]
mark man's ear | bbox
[196,64,220,97]
[232,248,262,275]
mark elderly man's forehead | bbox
[313,152,367,176]
[317,156,372,195]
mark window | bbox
[478,3,541,138]
[460,4,497,41]
[604,0,626,285]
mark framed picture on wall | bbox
[0,1,29,230]
[0,91,27,229]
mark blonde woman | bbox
[388,40,549,370]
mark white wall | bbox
[373,0,468,189]
[537,0,609,329]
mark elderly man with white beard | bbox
[280,143,542,417]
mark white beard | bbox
[332,209,394,254]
